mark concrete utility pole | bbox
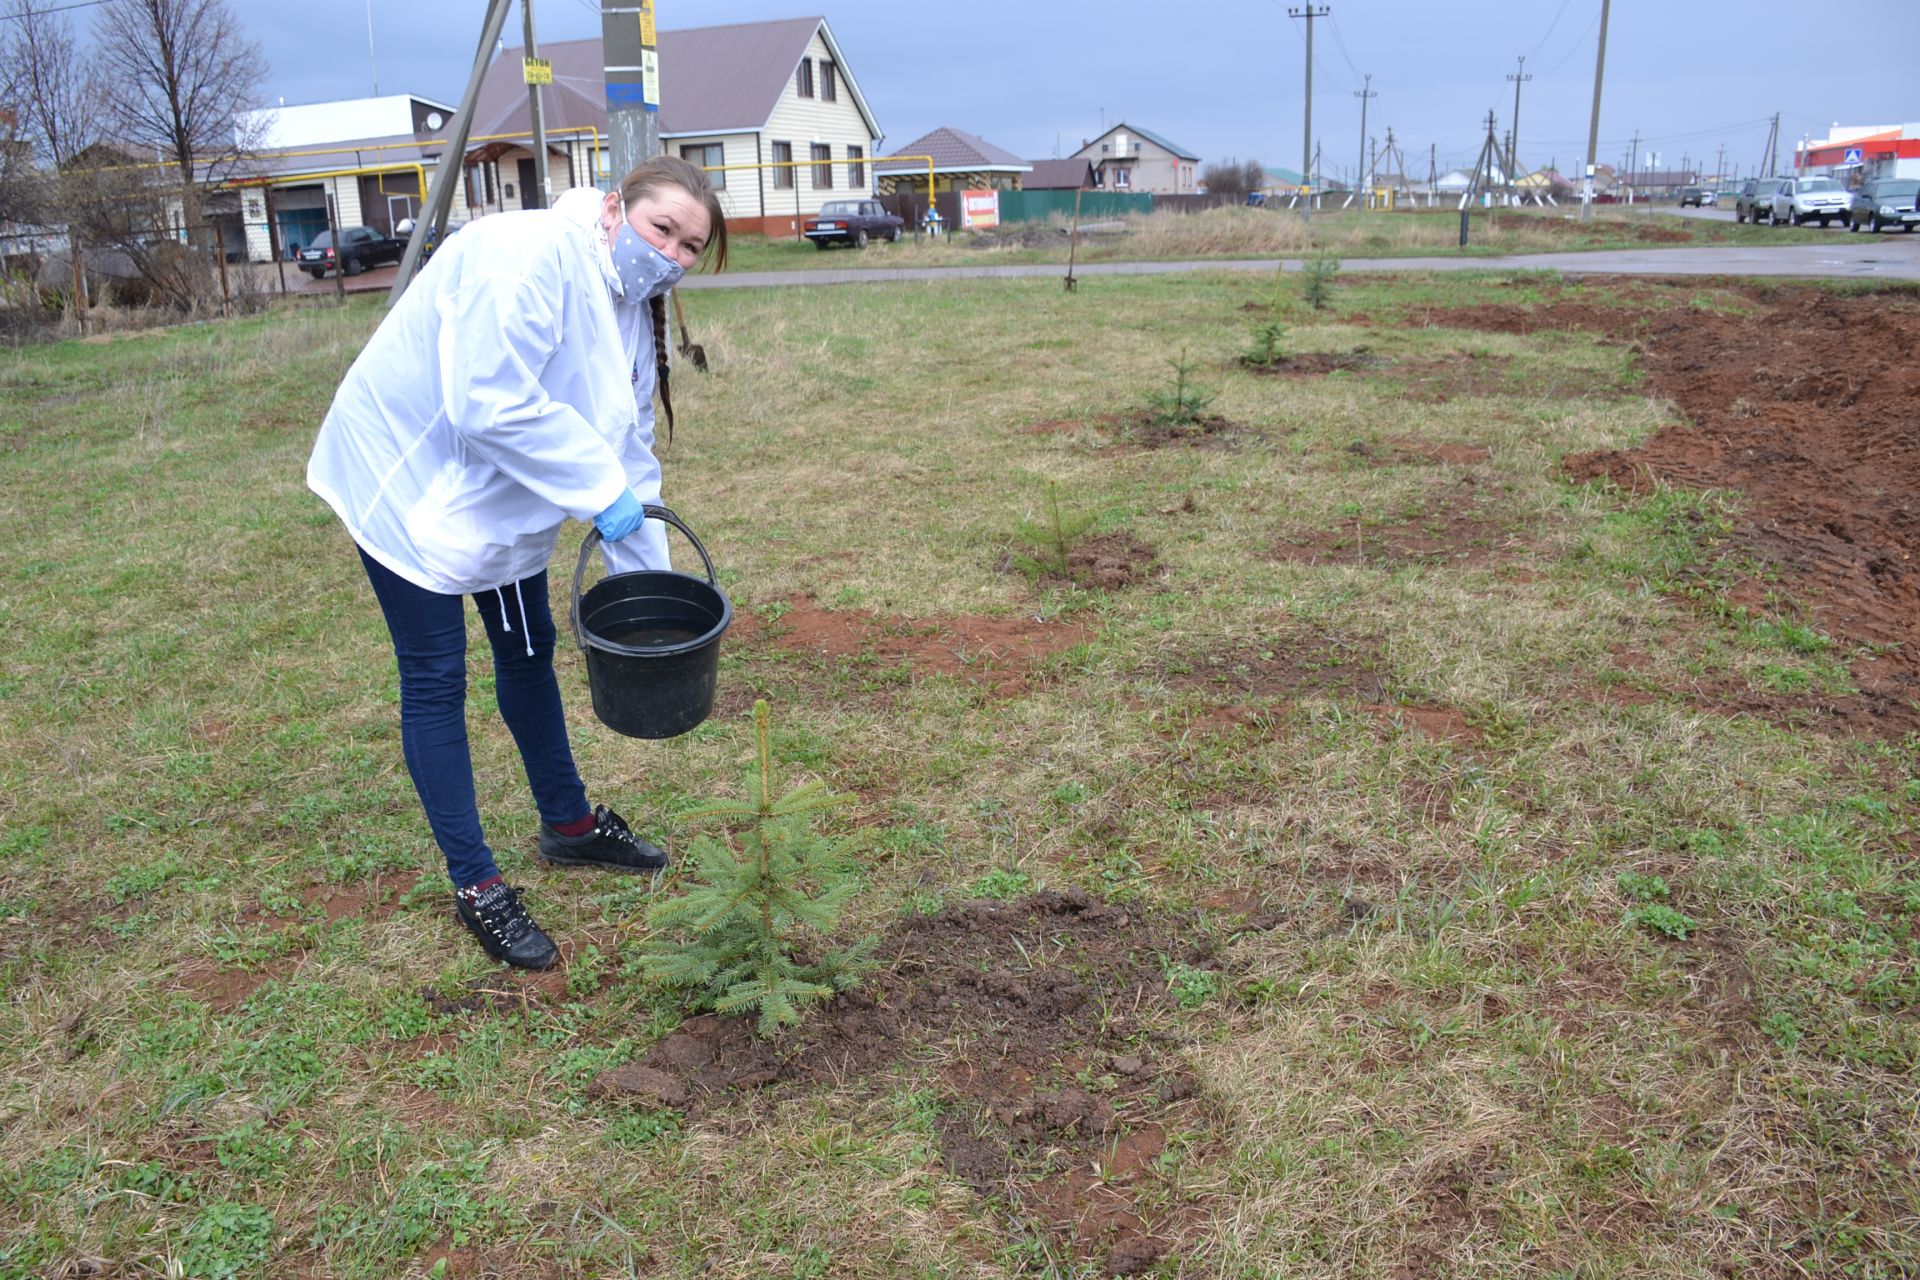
[1716,143,1726,184]
[603,0,662,185]
[1580,0,1611,221]
[522,0,550,208]
[1506,55,1530,201]
[1628,130,1641,199]
[1353,73,1376,205]
[1289,5,1330,222]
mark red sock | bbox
[550,813,597,837]
[461,873,505,898]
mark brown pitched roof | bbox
[470,17,878,142]
[1024,158,1095,190]
[877,126,1030,173]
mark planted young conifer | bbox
[638,701,875,1035]
[1013,480,1097,580]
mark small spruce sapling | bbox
[1145,347,1215,426]
[638,701,875,1035]
[1243,286,1290,367]
[1013,480,1096,580]
[1302,252,1340,311]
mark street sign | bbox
[1843,147,1863,164]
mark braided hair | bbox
[616,156,729,445]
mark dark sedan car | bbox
[802,199,905,249]
[1846,179,1920,233]
[298,226,404,278]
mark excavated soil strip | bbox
[1545,284,1920,736]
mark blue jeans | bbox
[357,548,591,888]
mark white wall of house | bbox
[667,132,760,222]
[241,190,272,262]
[755,28,881,222]
[1073,128,1197,195]
[242,97,430,150]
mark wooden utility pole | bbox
[1289,5,1330,222]
[1353,73,1376,207]
[522,0,551,208]
[1580,0,1611,220]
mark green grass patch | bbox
[3,270,1917,1276]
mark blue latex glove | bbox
[593,489,647,542]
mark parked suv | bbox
[297,226,403,278]
[1768,176,1851,227]
[802,199,905,249]
[1733,177,1777,224]
[1846,179,1920,233]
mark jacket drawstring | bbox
[495,584,533,658]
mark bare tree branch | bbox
[94,0,264,185]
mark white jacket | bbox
[307,187,670,595]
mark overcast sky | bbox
[226,0,1919,182]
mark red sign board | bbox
[961,189,1000,230]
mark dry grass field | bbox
[2,264,1917,1279]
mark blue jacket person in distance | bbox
[307,156,728,970]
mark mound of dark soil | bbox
[588,889,1225,1273]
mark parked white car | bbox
[1768,176,1851,228]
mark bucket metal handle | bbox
[569,504,720,649]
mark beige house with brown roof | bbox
[468,15,884,236]
[874,126,1031,193]
[1071,123,1201,195]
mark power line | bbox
[1538,10,1603,77]
[0,0,114,19]
[1326,11,1365,84]
[1275,0,1348,93]
[1526,0,1576,61]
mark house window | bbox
[679,143,726,190]
[848,145,865,188]
[1114,167,1131,189]
[796,58,814,98]
[812,143,833,189]
[771,141,793,188]
[821,61,837,102]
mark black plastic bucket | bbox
[569,506,731,739]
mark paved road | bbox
[682,237,1920,291]
[259,226,1919,300]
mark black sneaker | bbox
[454,882,558,970]
[538,804,669,874]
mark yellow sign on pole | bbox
[523,57,552,86]
[638,3,656,45]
